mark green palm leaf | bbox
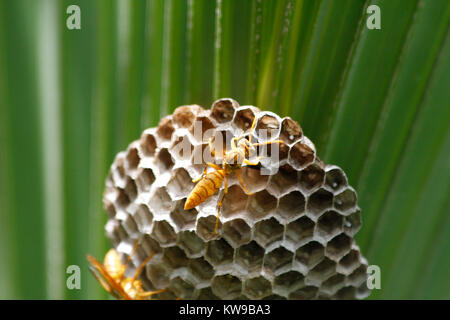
[0,0,448,299]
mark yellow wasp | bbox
[184,116,285,233]
[86,239,165,300]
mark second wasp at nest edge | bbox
[86,238,166,300]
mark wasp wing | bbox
[86,254,132,300]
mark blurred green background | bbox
[0,0,448,299]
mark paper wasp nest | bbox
[103,98,371,300]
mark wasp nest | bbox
[103,98,371,300]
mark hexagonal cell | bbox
[211,275,242,299]
[125,147,140,172]
[344,209,362,236]
[266,164,298,196]
[316,210,344,240]
[357,282,371,299]
[171,136,194,161]
[308,257,336,282]
[211,98,238,123]
[247,190,277,220]
[150,220,177,246]
[335,286,356,299]
[348,264,367,286]
[222,185,249,218]
[280,118,302,143]
[188,257,214,282]
[141,234,162,255]
[254,217,284,247]
[289,286,318,300]
[233,107,256,132]
[177,230,205,258]
[321,273,346,295]
[235,241,264,272]
[155,148,174,172]
[273,271,305,294]
[264,247,294,275]
[139,275,157,292]
[149,187,173,213]
[295,241,324,268]
[205,238,234,266]
[325,166,347,191]
[173,105,202,128]
[289,141,315,169]
[196,215,222,241]
[298,162,325,191]
[243,276,272,299]
[337,250,360,275]
[334,188,357,212]
[121,213,139,236]
[222,218,251,248]
[307,188,333,217]
[123,178,138,203]
[167,168,194,200]
[255,114,280,141]
[272,138,291,161]
[326,233,352,261]
[170,199,198,231]
[113,157,126,182]
[115,188,131,209]
[156,117,175,141]
[104,200,116,219]
[285,216,314,245]
[276,191,305,221]
[146,262,171,289]
[170,276,195,299]
[115,224,129,242]
[194,287,220,300]
[135,168,155,193]
[238,166,269,194]
[139,132,157,157]
[132,204,153,232]
[106,226,121,247]
[162,246,188,269]
[190,116,216,143]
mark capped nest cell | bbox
[103,98,371,300]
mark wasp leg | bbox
[244,156,264,166]
[132,252,155,281]
[247,116,258,142]
[214,175,228,235]
[252,139,285,147]
[139,288,167,299]
[208,136,216,157]
[236,170,254,195]
[207,162,222,171]
[209,135,228,160]
[230,136,239,151]
[120,238,141,281]
[193,162,222,183]
[192,166,208,183]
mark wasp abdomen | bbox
[184,169,225,210]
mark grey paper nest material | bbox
[103,98,371,300]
